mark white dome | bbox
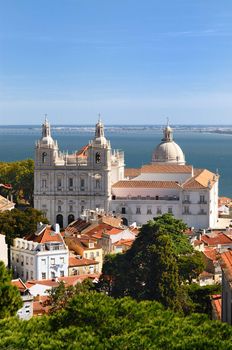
[152,140,185,164]
[152,123,185,165]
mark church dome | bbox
[152,123,185,165]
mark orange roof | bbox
[69,256,98,267]
[33,296,50,316]
[201,233,232,246]
[113,239,134,247]
[183,169,217,190]
[104,228,123,236]
[124,168,141,178]
[211,295,221,320]
[76,144,89,158]
[25,225,63,244]
[27,275,95,288]
[199,271,214,278]
[203,248,219,261]
[221,251,232,281]
[11,278,28,293]
[141,164,193,174]
[112,180,180,189]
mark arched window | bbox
[68,214,75,225]
[95,152,101,164]
[56,214,63,229]
[42,152,47,163]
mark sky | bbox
[1,0,232,125]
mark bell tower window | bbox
[42,152,47,163]
[95,152,101,164]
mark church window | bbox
[42,152,47,163]
[121,207,126,214]
[69,178,73,188]
[95,152,101,164]
[42,179,47,188]
[96,179,100,189]
[80,179,85,190]
[57,178,62,189]
[58,205,62,213]
[157,207,162,215]
[147,207,152,215]
[136,207,141,214]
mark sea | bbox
[0,125,231,197]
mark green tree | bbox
[0,159,34,205]
[0,261,22,318]
[101,214,205,313]
[0,208,48,246]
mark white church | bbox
[34,119,219,229]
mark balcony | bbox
[198,201,207,204]
[182,200,191,204]
[182,212,191,215]
[112,195,179,201]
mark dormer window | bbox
[89,242,94,249]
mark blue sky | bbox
[1,0,232,125]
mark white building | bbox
[34,119,219,229]
[11,224,69,281]
[34,118,124,228]
[0,233,8,266]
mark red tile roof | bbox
[69,256,98,267]
[11,278,28,293]
[183,169,217,190]
[141,164,193,174]
[211,295,221,320]
[203,248,219,262]
[221,250,232,281]
[112,180,181,189]
[124,168,141,178]
[25,225,63,244]
[201,233,232,246]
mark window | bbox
[168,207,173,214]
[57,178,62,190]
[157,207,162,215]
[200,195,206,203]
[80,179,85,190]
[42,179,47,188]
[121,207,126,214]
[147,207,152,215]
[69,178,73,188]
[16,254,19,263]
[30,271,33,280]
[30,257,33,265]
[58,205,62,213]
[183,195,190,203]
[183,206,190,214]
[96,251,99,257]
[12,253,14,261]
[85,253,88,258]
[26,257,29,265]
[41,259,46,265]
[69,205,73,212]
[51,271,56,279]
[60,257,64,264]
[51,258,55,265]
[42,272,46,280]
[60,270,64,277]
[136,207,141,214]
[26,271,29,280]
[95,152,101,164]
[42,152,47,163]
[95,179,100,189]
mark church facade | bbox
[34,119,219,229]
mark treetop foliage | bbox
[0,292,231,349]
[0,261,22,319]
[0,159,34,205]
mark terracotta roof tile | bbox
[124,168,141,178]
[112,180,180,189]
[211,295,221,320]
[183,169,217,190]
[221,250,232,281]
[141,164,193,174]
[69,256,98,267]
[11,278,28,293]
[201,233,232,246]
[25,225,63,244]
